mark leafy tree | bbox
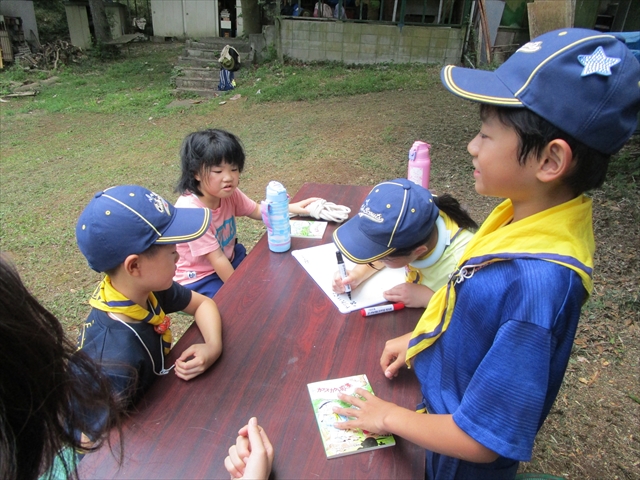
[33,0,68,43]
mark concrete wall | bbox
[0,0,38,42]
[278,19,464,65]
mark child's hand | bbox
[174,343,221,381]
[380,332,412,379]
[289,197,321,216]
[332,269,357,293]
[333,388,398,436]
[383,283,434,308]
[224,417,274,480]
[331,264,376,293]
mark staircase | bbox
[174,37,253,97]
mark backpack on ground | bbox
[219,45,241,72]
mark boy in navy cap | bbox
[332,29,640,479]
[75,185,223,425]
[332,178,477,308]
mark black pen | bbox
[335,251,352,300]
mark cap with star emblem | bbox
[441,28,640,155]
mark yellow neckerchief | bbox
[89,275,172,354]
[406,195,595,367]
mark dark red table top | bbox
[79,183,425,479]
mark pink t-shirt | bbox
[174,189,257,285]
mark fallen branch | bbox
[1,91,37,98]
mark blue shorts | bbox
[183,243,247,298]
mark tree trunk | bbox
[87,0,112,43]
[240,0,262,35]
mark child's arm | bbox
[289,197,320,216]
[206,248,235,283]
[331,263,381,293]
[333,389,498,463]
[174,291,223,381]
[246,197,322,221]
[383,283,435,308]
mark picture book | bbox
[307,374,396,459]
[290,219,328,239]
[291,242,406,313]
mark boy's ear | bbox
[414,245,430,257]
[537,139,574,183]
[123,254,143,276]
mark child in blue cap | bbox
[75,185,223,433]
[332,178,477,308]
[331,29,640,479]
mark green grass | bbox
[1,42,440,118]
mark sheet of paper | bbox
[292,242,406,314]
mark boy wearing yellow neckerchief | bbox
[75,185,223,436]
[331,29,640,479]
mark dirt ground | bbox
[2,80,638,478]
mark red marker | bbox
[360,303,405,317]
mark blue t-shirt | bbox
[77,282,192,405]
[413,259,586,477]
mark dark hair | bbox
[0,256,122,480]
[175,129,246,196]
[480,104,611,196]
[388,194,478,257]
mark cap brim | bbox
[333,217,394,264]
[441,65,523,106]
[156,207,211,244]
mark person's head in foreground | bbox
[76,184,210,278]
[440,28,640,201]
[333,178,477,268]
[0,256,121,480]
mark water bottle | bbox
[407,141,431,189]
[262,181,291,253]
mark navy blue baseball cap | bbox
[333,179,440,264]
[76,185,211,272]
[441,28,640,155]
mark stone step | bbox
[186,37,250,50]
[175,76,221,90]
[173,87,222,98]
[176,65,245,81]
[177,66,221,79]
[177,55,222,68]
[178,54,253,67]
[184,44,252,56]
[183,47,251,61]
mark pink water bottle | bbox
[407,141,431,189]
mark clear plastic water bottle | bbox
[408,141,431,189]
[262,181,291,253]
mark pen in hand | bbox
[335,251,352,300]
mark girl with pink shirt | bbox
[174,129,316,297]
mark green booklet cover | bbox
[307,374,396,459]
[290,220,328,239]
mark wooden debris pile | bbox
[15,40,85,70]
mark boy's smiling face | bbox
[467,113,538,201]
